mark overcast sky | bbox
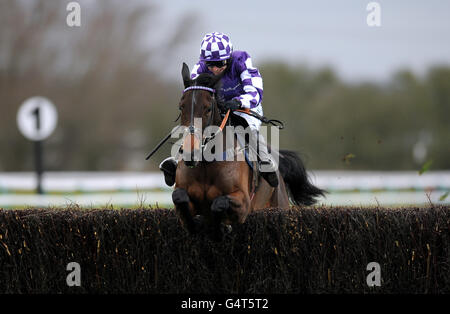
[153,0,450,82]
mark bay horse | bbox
[172,63,325,241]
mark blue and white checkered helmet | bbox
[199,32,233,61]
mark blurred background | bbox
[0,0,449,208]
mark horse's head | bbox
[179,63,223,167]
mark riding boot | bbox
[251,130,279,188]
[159,157,178,186]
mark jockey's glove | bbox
[222,98,242,111]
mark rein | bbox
[176,86,284,155]
[145,85,283,161]
[234,109,285,129]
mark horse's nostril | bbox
[185,160,199,168]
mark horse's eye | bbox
[206,108,212,113]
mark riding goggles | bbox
[205,59,228,68]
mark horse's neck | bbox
[213,104,223,126]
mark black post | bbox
[34,140,43,194]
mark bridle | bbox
[182,85,227,150]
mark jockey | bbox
[160,32,279,188]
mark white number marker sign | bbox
[17,97,58,141]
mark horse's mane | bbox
[194,73,216,87]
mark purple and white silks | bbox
[191,50,264,130]
[199,32,233,61]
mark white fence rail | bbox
[0,172,164,192]
[0,171,449,207]
[0,171,449,192]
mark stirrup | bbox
[259,161,279,188]
[260,171,279,188]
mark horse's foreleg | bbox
[210,195,230,242]
[225,190,251,224]
[172,188,197,235]
[210,191,250,241]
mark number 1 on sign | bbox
[32,106,41,131]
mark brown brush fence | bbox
[0,206,449,294]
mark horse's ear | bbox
[182,62,191,88]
